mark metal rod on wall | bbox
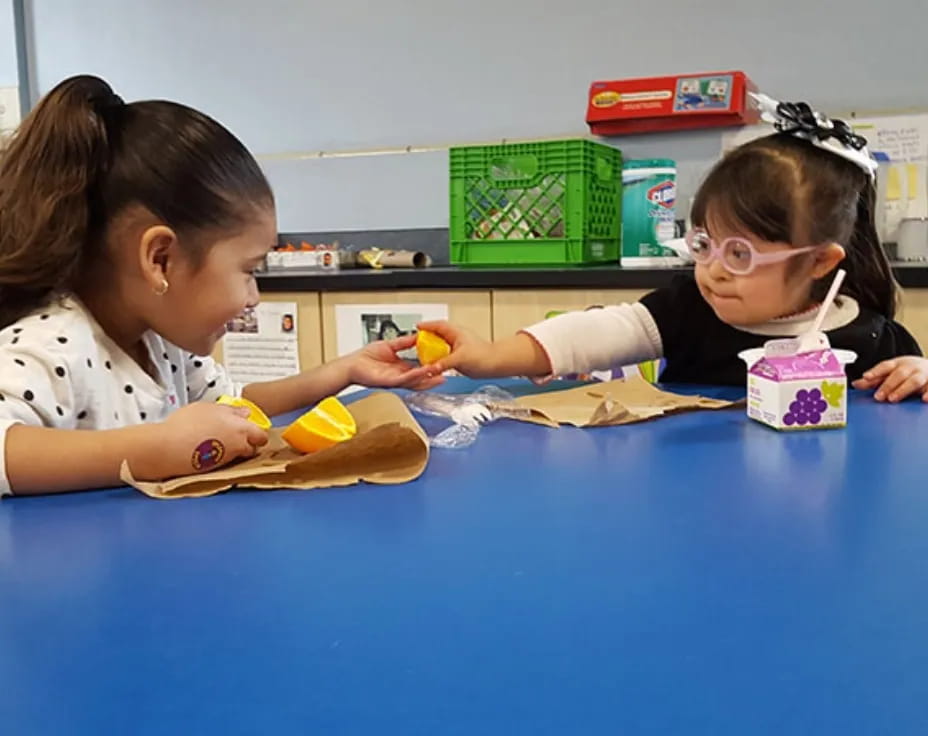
[11,0,31,115]
[254,131,591,162]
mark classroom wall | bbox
[21,0,928,232]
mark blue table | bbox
[2,380,928,734]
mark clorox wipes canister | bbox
[621,159,682,267]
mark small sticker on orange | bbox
[282,396,357,454]
[416,330,451,366]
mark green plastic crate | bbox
[449,139,622,266]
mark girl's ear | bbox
[137,225,181,292]
[811,243,846,280]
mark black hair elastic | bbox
[90,92,125,113]
[774,101,868,151]
[751,93,877,177]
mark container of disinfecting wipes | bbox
[621,158,682,267]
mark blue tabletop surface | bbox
[2,379,928,735]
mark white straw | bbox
[809,268,847,336]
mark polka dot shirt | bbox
[0,297,240,495]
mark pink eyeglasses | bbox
[685,228,819,275]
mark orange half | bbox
[282,396,357,453]
[416,330,451,365]
[216,395,272,430]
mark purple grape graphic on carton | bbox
[783,387,829,427]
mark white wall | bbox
[23,0,928,231]
[0,0,17,86]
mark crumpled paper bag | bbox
[121,392,429,499]
[513,376,741,428]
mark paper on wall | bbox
[850,114,928,233]
[223,301,300,383]
[0,86,20,137]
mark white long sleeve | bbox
[521,302,664,378]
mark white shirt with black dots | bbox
[0,296,241,496]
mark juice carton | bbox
[738,332,857,430]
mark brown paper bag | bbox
[121,392,429,500]
[513,376,741,428]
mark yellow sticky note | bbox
[886,166,902,201]
[907,164,919,201]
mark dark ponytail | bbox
[0,74,273,328]
[841,179,897,319]
[0,75,115,326]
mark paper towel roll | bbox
[357,249,432,269]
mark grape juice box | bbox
[738,333,857,431]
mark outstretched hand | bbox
[348,334,445,390]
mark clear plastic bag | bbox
[404,386,533,449]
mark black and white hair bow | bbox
[750,93,877,178]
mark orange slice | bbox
[416,329,451,365]
[282,396,357,453]
[216,395,271,430]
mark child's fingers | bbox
[244,422,269,448]
[416,321,459,344]
[425,352,461,376]
[426,359,446,375]
[391,364,432,385]
[386,334,418,352]
[860,359,898,383]
[874,366,917,401]
[408,375,446,391]
[887,371,928,402]
[852,376,879,389]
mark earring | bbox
[154,278,169,296]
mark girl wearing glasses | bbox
[420,96,928,403]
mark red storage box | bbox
[587,71,759,135]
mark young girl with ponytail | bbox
[0,75,439,496]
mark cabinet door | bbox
[320,290,492,361]
[899,289,928,352]
[491,289,649,337]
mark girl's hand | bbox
[153,402,269,479]
[416,320,496,378]
[348,335,444,390]
[853,356,928,402]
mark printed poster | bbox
[223,302,300,383]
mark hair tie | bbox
[750,93,877,178]
[90,91,125,113]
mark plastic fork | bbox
[450,403,493,428]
